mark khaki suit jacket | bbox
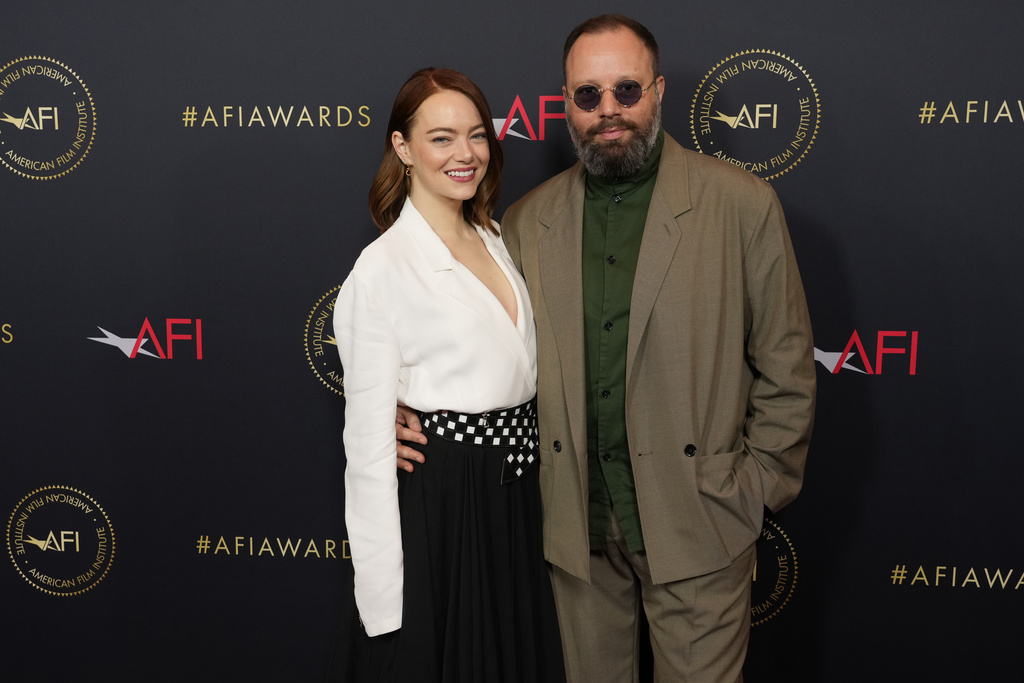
[501,133,815,585]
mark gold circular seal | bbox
[305,285,345,396]
[0,56,97,179]
[751,517,798,626]
[6,485,115,596]
[691,50,819,180]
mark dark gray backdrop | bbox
[4,1,1022,680]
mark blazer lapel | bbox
[626,136,691,385]
[479,228,536,380]
[538,169,589,460]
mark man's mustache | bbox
[586,119,638,137]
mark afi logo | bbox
[0,107,60,130]
[815,330,919,375]
[493,95,565,140]
[88,318,204,359]
[24,530,79,552]
[710,104,778,130]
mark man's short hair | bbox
[562,14,661,83]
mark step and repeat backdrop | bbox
[3,1,1022,680]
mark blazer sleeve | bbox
[742,183,816,513]
[334,269,404,636]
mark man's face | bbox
[563,28,665,178]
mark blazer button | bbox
[684,444,697,457]
[553,440,562,452]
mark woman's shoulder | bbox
[352,220,415,272]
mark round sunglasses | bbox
[568,79,657,112]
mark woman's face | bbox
[392,90,490,211]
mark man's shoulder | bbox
[505,163,581,222]
[662,133,772,199]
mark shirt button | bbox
[602,453,612,462]
[600,389,610,398]
[553,440,562,452]
[684,444,698,457]
[607,255,617,264]
[603,321,613,331]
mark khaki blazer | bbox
[501,133,815,585]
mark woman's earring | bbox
[405,164,412,177]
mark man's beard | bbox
[566,98,661,179]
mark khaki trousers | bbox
[550,516,755,683]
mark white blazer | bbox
[333,199,537,636]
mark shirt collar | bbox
[395,197,497,273]
[395,197,454,272]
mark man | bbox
[399,14,815,682]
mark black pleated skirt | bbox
[335,429,565,683]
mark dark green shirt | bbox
[582,129,664,552]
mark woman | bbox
[332,68,564,682]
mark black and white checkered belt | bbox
[418,397,538,485]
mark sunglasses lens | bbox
[573,81,647,110]
[614,80,643,106]
[573,85,601,111]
